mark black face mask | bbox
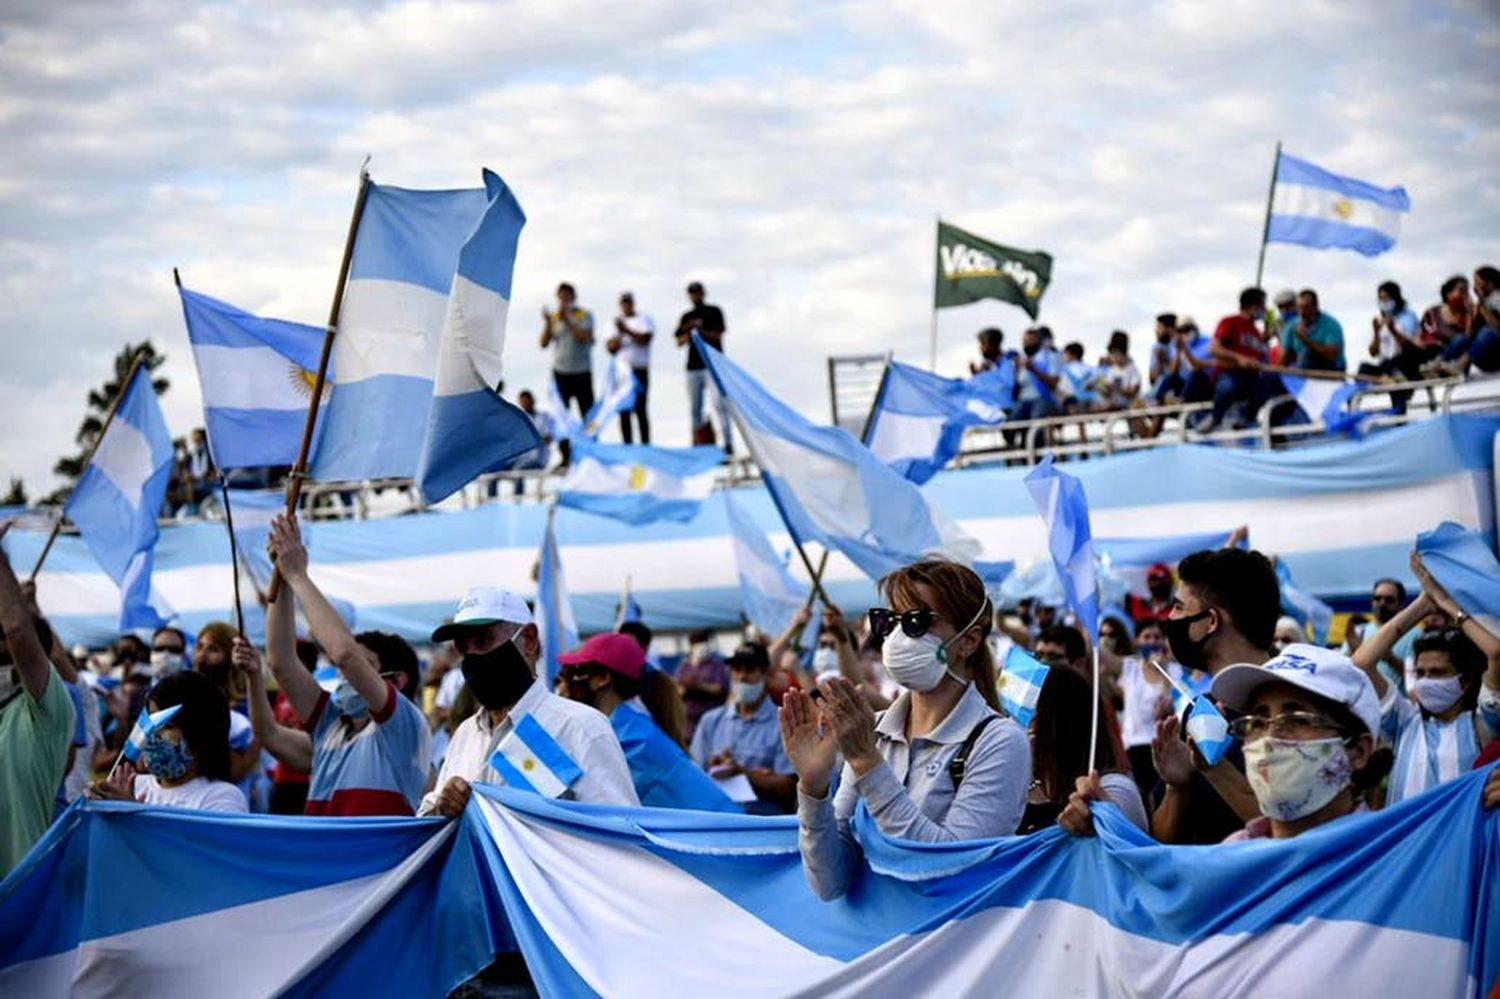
[462,641,535,710]
[1165,609,1214,672]
[1023,342,1041,357]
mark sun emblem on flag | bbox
[522,759,536,772]
[628,465,648,490]
[1331,197,1354,220]
[287,363,331,401]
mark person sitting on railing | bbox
[1012,325,1062,422]
[969,327,1005,375]
[1282,289,1346,373]
[1429,265,1500,377]
[1358,280,1424,414]
[1098,330,1142,412]
[1059,341,1101,417]
[1147,313,1178,400]
[1200,288,1270,432]
[1418,274,1474,374]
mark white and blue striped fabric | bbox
[696,333,983,579]
[1024,454,1100,640]
[1416,521,1500,636]
[9,414,1496,649]
[414,170,539,504]
[120,704,182,764]
[997,646,1049,728]
[557,438,722,526]
[1280,375,1380,437]
[582,351,641,439]
[1184,694,1233,766]
[311,173,517,485]
[177,286,329,470]
[863,360,1008,485]
[5,771,1493,996]
[723,490,808,639]
[1268,152,1411,257]
[489,714,584,798]
[63,365,175,631]
[1278,558,1334,644]
[537,513,578,685]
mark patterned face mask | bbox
[1242,736,1351,821]
[143,730,194,781]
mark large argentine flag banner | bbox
[557,438,722,526]
[864,360,1007,485]
[64,365,175,630]
[723,490,808,638]
[536,513,579,685]
[1268,152,1411,257]
[177,286,329,470]
[6,771,1494,995]
[695,333,982,580]
[312,171,537,491]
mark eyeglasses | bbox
[868,607,936,641]
[1227,711,1343,742]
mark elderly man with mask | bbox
[419,586,637,817]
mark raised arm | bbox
[1351,583,1432,700]
[1413,552,1500,692]
[263,584,321,722]
[267,514,391,718]
[767,605,811,669]
[0,527,51,699]
[232,636,313,773]
[20,578,78,683]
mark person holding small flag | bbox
[781,560,1030,901]
[419,585,636,817]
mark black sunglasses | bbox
[868,607,936,641]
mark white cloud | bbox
[1,0,1496,498]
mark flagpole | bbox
[1089,643,1101,775]
[217,476,246,636]
[928,217,941,372]
[1254,141,1281,289]
[30,348,151,581]
[266,163,373,604]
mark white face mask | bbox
[1411,675,1464,715]
[882,630,962,693]
[333,678,369,720]
[811,647,838,672]
[149,650,184,679]
[731,680,765,705]
[1243,736,1352,821]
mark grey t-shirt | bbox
[548,307,595,374]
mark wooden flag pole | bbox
[928,217,941,372]
[30,348,151,581]
[1254,141,1282,289]
[266,165,372,604]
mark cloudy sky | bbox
[3,0,1496,497]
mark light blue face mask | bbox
[144,730,194,781]
[332,678,368,720]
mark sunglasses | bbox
[868,607,937,641]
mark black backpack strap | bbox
[948,714,1001,790]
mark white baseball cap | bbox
[1210,643,1380,739]
[430,586,533,642]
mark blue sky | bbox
[2,0,1496,496]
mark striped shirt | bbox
[1381,681,1500,805]
[304,681,431,816]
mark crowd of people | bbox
[967,264,1499,435]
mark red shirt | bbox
[1212,314,1266,375]
[270,692,310,786]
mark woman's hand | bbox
[778,688,837,798]
[267,514,309,582]
[88,761,138,802]
[1151,714,1195,788]
[1058,772,1103,837]
[231,636,261,679]
[817,677,880,777]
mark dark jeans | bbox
[1358,346,1426,414]
[1443,327,1500,372]
[553,370,594,464]
[1209,369,1259,426]
[619,367,650,444]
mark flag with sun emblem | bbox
[1267,152,1410,257]
[178,285,331,469]
[556,438,722,525]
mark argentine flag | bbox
[1416,522,1500,636]
[582,352,641,439]
[997,646,1049,728]
[312,170,538,494]
[1281,374,1380,437]
[489,715,584,798]
[1184,694,1233,767]
[1023,454,1099,640]
[864,360,1008,485]
[177,286,329,470]
[120,705,182,764]
[723,491,808,639]
[1276,558,1333,644]
[557,438,722,526]
[536,513,578,685]
[64,364,175,630]
[695,333,981,580]
[1268,152,1411,257]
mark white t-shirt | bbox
[132,775,250,812]
[1119,656,1179,749]
[615,313,655,370]
[1099,361,1142,408]
[435,667,465,712]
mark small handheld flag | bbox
[121,705,184,764]
[489,715,583,798]
[1023,455,1099,641]
[997,647,1049,728]
[1185,695,1233,767]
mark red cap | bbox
[557,632,646,680]
[1146,562,1173,582]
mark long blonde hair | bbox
[879,560,998,710]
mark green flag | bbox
[934,221,1052,318]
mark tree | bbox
[46,341,170,503]
[2,477,25,506]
